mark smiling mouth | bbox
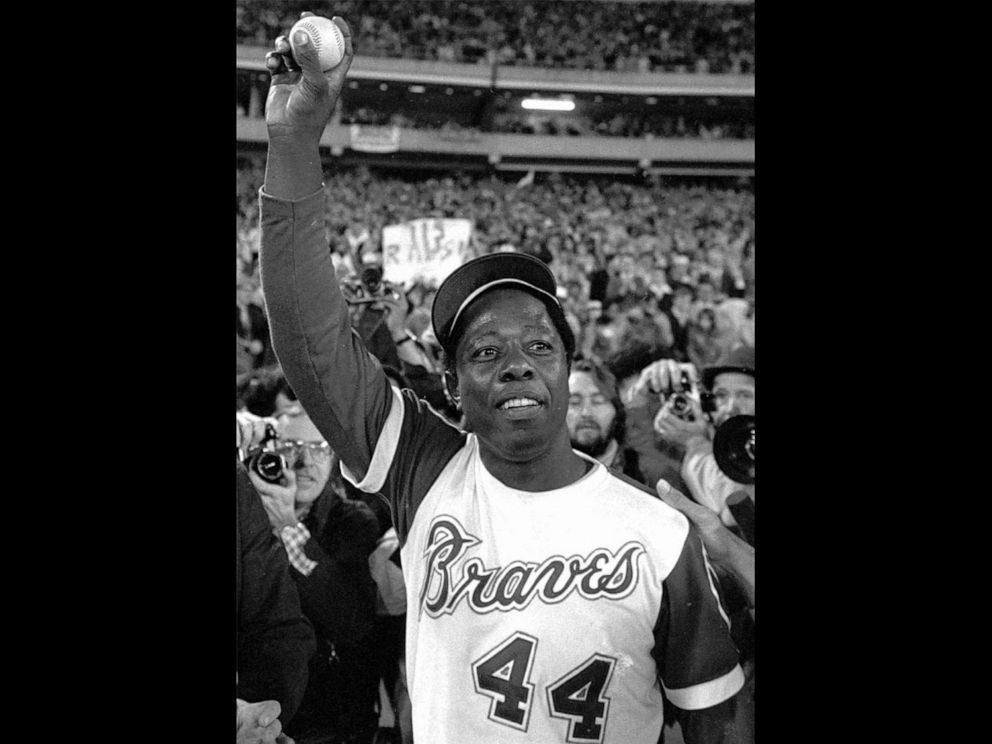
[498,397,542,411]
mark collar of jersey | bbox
[468,434,606,498]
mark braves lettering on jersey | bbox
[342,386,744,744]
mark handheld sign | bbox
[382,218,472,286]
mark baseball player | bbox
[257,14,750,744]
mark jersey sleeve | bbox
[652,523,745,711]
[339,385,465,545]
[258,187,393,481]
[259,189,465,544]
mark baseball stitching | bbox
[300,19,343,67]
[302,20,323,50]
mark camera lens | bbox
[361,266,383,294]
[669,393,694,421]
[713,415,755,484]
[253,452,286,484]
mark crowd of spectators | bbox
[237,0,755,74]
[341,105,754,140]
[238,160,754,382]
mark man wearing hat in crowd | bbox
[684,346,755,526]
[256,16,750,744]
[635,347,755,530]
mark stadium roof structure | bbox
[236,49,753,177]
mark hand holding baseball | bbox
[264,13,354,145]
[290,15,346,71]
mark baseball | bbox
[290,16,346,72]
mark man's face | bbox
[454,289,571,461]
[710,371,755,427]
[567,371,618,458]
[276,410,332,505]
[697,282,715,304]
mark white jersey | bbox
[344,387,744,744]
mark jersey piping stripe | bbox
[699,542,733,630]
[341,384,404,493]
[662,664,745,711]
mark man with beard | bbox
[566,358,643,482]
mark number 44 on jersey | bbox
[472,631,618,743]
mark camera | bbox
[340,267,401,305]
[712,414,755,485]
[666,371,697,422]
[242,423,287,485]
[361,265,384,295]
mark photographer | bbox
[619,350,694,495]
[681,348,755,530]
[237,461,316,740]
[341,258,456,423]
[627,348,754,532]
[246,397,381,744]
[342,253,404,372]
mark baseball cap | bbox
[431,252,571,357]
[702,346,755,390]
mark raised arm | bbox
[258,15,391,480]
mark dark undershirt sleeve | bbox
[652,524,745,717]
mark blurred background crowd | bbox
[340,105,755,140]
[237,162,754,383]
[237,0,755,74]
